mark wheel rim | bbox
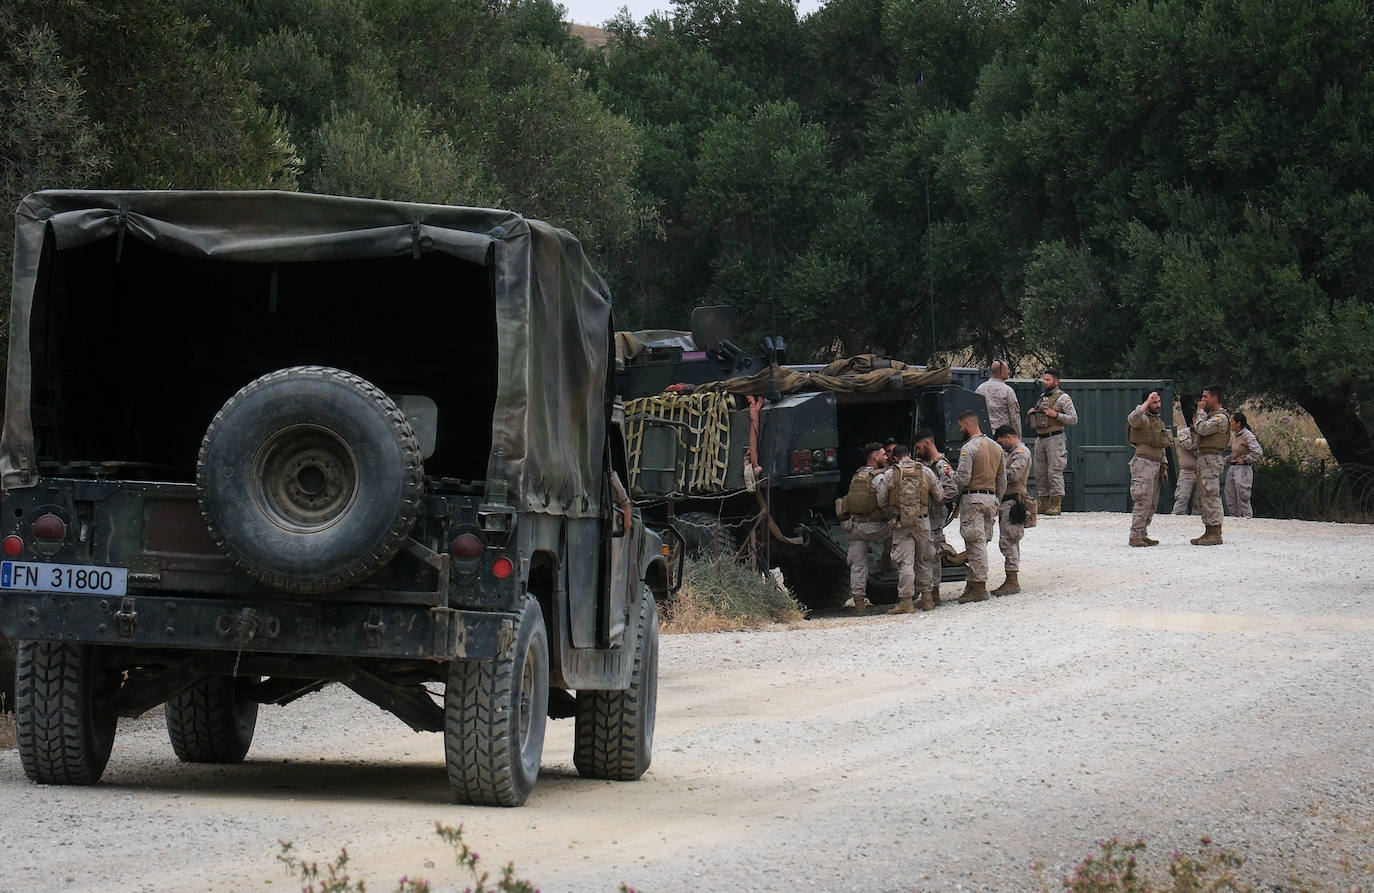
[252,424,360,532]
[518,641,537,754]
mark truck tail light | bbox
[823,448,838,468]
[789,450,813,474]
[491,557,514,579]
[3,535,22,557]
[33,514,67,541]
[449,532,484,559]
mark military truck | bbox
[0,190,675,807]
[616,307,988,607]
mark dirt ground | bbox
[1,512,1371,892]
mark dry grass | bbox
[0,711,14,750]
[662,556,806,634]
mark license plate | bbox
[1,560,129,596]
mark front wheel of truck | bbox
[444,596,549,807]
[165,676,259,764]
[15,642,119,785]
[573,586,658,781]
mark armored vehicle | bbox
[616,307,988,607]
[0,190,674,807]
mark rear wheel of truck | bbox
[444,596,549,807]
[197,366,424,594]
[673,512,736,558]
[573,586,658,781]
[165,676,259,764]
[14,642,119,785]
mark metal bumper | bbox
[0,591,515,662]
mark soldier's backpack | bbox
[887,462,929,528]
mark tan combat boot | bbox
[850,596,870,616]
[1191,524,1223,546]
[888,596,915,615]
[1145,537,1159,545]
[1129,538,1150,547]
[1042,495,1062,516]
[918,590,935,611]
[958,580,988,603]
[930,585,942,606]
[991,572,1020,596]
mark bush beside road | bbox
[0,513,1370,891]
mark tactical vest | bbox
[1127,412,1170,460]
[1005,444,1031,497]
[887,460,929,528]
[1195,410,1231,453]
[966,436,1002,491]
[842,468,884,520]
[1033,388,1068,434]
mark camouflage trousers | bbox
[923,516,946,592]
[846,521,890,600]
[892,523,935,599]
[997,498,1025,573]
[1225,464,1255,518]
[959,493,1000,583]
[1196,454,1225,526]
[1128,456,1162,541]
[1033,434,1068,498]
[1172,467,1197,515]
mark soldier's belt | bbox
[964,489,997,495]
[1037,430,1064,438]
[1134,445,1164,461]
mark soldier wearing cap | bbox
[1027,368,1078,515]
[953,410,1006,603]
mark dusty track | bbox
[1,512,1371,891]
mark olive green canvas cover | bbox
[2,190,612,518]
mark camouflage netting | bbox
[2,190,612,518]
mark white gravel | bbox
[1,512,1372,891]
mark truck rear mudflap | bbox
[0,590,514,661]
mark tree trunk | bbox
[1298,389,1374,516]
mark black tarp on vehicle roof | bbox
[2,190,613,518]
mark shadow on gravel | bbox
[101,759,455,805]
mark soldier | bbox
[1126,390,1173,546]
[953,410,1006,603]
[1190,385,1230,546]
[837,442,892,615]
[914,428,959,607]
[1026,368,1078,515]
[1225,412,1264,518]
[884,445,941,614]
[1172,396,1199,515]
[975,361,1022,436]
[992,425,1031,595]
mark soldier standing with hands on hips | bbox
[1190,386,1230,546]
[1027,368,1078,515]
[1126,390,1173,546]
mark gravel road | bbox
[1,512,1372,892]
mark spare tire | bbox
[197,366,424,594]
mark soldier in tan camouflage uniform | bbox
[1225,412,1264,518]
[884,445,942,614]
[1190,386,1230,546]
[915,428,959,607]
[953,410,1007,603]
[837,443,892,615]
[1172,412,1199,515]
[976,361,1022,436]
[992,425,1032,595]
[1126,390,1173,546]
[1027,368,1078,515]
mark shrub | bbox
[662,555,806,633]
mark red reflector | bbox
[491,557,514,579]
[3,535,22,557]
[33,514,67,541]
[449,532,483,559]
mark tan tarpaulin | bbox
[698,354,952,395]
